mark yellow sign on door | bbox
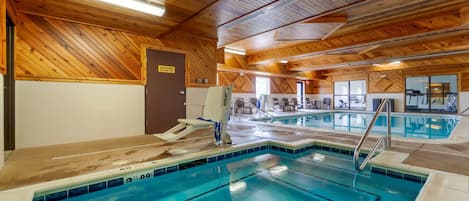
[158,65,176,74]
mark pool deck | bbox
[0,115,469,200]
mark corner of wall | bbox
[0,75,4,168]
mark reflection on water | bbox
[267,112,459,139]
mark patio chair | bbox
[291,98,299,111]
[323,97,331,110]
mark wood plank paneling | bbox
[0,0,6,74]
[15,13,217,85]
[307,78,332,94]
[13,0,215,38]
[368,70,403,93]
[248,9,466,64]
[461,66,469,91]
[217,71,255,93]
[332,72,367,81]
[270,77,297,94]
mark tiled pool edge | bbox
[248,112,466,144]
[29,141,429,201]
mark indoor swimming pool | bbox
[34,144,425,201]
[257,112,459,139]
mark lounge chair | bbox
[282,98,294,111]
[323,98,331,110]
[291,98,299,111]
[272,98,281,111]
[246,97,257,114]
[156,86,232,145]
[234,98,245,114]
[305,98,312,109]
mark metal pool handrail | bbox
[353,98,392,171]
[245,100,274,119]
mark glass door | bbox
[334,80,366,110]
[350,80,366,110]
[429,75,457,113]
[334,81,349,109]
[405,75,457,113]
[405,76,430,113]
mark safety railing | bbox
[246,100,274,119]
[353,98,392,171]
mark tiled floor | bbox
[0,121,469,191]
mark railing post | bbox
[353,98,392,171]
[386,100,391,148]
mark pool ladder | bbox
[353,98,392,171]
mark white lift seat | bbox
[155,86,231,143]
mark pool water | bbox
[67,150,423,201]
[261,112,459,139]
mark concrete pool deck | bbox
[0,117,468,200]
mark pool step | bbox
[189,173,328,201]
[266,169,380,201]
[279,154,423,201]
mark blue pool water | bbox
[64,149,423,201]
[260,112,459,139]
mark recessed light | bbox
[224,48,246,55]
[279,60,288,64]
[97,0,165,16]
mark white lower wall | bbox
[15,81,145,148]
[366,93,405,112]
[232,93,256,101]
[306,94,333,101]
[270,93,297,99]
[459,92,469,113]
[0,75,4,168]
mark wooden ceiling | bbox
[11,0,469,76]
[13,0,363,42]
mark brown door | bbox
[145,49,186,134]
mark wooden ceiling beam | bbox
[288,49,469,71]
[303,14,348,23]
[217,0,369,46]
[217,67,312,80]
[247,10,469,65]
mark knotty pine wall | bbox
[14,13,218,147]
[309,64,469,112]
[15,13,217,86]
[218,52,306,94]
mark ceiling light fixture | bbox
[279,60,288,64]
[97,0,165,16]
[389,61,401,65]
[224,48,246,55]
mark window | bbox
[405,75,457,113]
[256,77,270,98]
[334,80,366,110]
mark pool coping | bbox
[0,139,467,201]
[248,111,468,144]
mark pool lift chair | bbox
[155,86,233,145]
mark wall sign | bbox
[158,65,176,74]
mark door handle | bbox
[179,91,185,95]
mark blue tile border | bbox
[67,186,88,198]
[371,167,427,184]
[33,142,428,200]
